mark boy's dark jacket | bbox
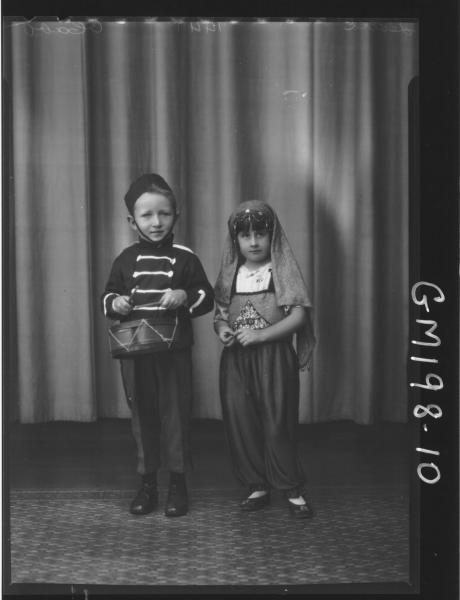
[102,234,214,348]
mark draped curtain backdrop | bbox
[5,20,418,424]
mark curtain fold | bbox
[6,20,418,423]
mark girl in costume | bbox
[214,200,316,518]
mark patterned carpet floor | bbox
[9,485,410,586]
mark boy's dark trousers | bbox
[120,349,193,475]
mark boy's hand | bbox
[218,326,235,347]
[159,289,187,310]
[112,295,134,316]
[235,328,265,346]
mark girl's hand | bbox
[235,328,265,346]
[218,326,236,347]
[160,289,187,310]
[112,295,134,316]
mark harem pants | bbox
[219,340,305,491]
[120,349,193,475]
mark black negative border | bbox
[2,0,459,599]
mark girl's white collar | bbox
[239,261,272,277]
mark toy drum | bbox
[108,315,179,358]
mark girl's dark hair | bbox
[124,173,177,215]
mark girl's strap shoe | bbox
[286,496,314,519]
[240,490,270,512]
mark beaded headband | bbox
[231,207,274,238]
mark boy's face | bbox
[128,192,176,243]
[237,227,271,266]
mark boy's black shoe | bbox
[240,490,270,512]
[129,484,158,515]
[165,473,188,517]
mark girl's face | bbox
[237,227,271,267]
[128,192,175,243]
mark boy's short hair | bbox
[124,173,177,215]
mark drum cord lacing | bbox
[108,315,179,352]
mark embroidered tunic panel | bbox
[223,263,285,332]
[228,292,286,332]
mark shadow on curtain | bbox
[5,20,418,423]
